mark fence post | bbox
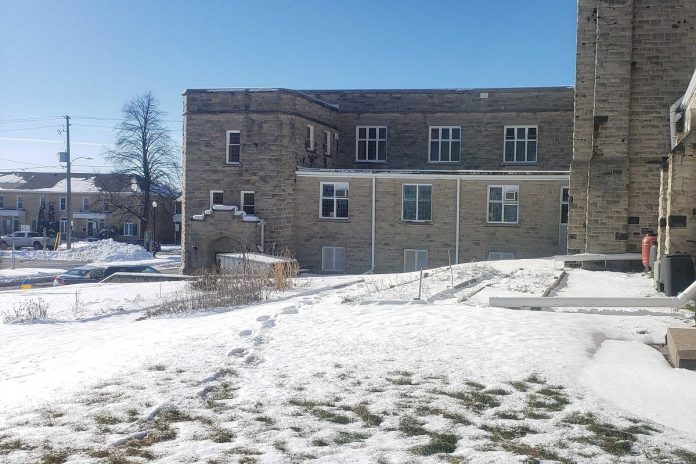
[448,250,454,287]
[417,269,423,300]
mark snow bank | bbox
[0,268,67,285]
[581,339,696,435]
[1,239,152,263]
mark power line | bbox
[0,116,63,124]
[0,125,64,132]
[72,116,182,123]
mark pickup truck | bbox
[0,231,53,250]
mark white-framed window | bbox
[241,191,255,215]
[504,126,538,163]
[429,126,461,162]
[59,218,67,234]
[488,185,519,224]
[488,251,515,261]
[59,197,66,211]
[226,130,241,164]
[0,195,4,209]
[402,184,432,222]
[404,249,428,272]
[560,187,569,225]
[123,221,136,236]
[306,125,315,151]
[356,126,387,162]
[39,195,45,208]
[16,196,23,209]
[82,196,89,211]
[210,190,224,207]
[322,246,345,272]
[320,182,349,219]
[324,131,331,156]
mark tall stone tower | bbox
[569,0,696,254]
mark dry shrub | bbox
[2,298,50,323]
[148,250,298,317]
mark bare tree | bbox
[105,91,180,237]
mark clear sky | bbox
[0,0,577,174]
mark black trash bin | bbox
[660,254,695,296]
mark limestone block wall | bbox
[570,0,696,254]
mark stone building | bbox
[0,172,177,243]
[569,0,696,256]
[182,87,574,273]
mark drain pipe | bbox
[259,220,265,252]
[371,176,376,272]
[670,96,684,149]
[455,178,460,264]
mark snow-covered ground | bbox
[0,239,154,263]
[0,267,68,285]
[0,259,695,463]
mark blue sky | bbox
[0,0,577,173]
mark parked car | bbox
[53,264,160,286]
[0,231,53,250]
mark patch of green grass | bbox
[273,440,288,452]
[157,407,193,423]
[125,408,140,421]
[399,415,429,436]
[577,422,637,456]
[0,437,34,454]
[334,431,370,445]
[414,405,445,416]
[524,409,551,420]
[226,447,263,456]
[387,376,416,385]
[674,449,696,463]
[480,424,536,441]
[146,364,167,371]
[465,381,485,390]
[501,442,570,463]
[624,423,660,435]
[431,389,501,412]
[411,433,458,456]
[210,426,234,443]
[255,415,274,425]
[311,438,330,447]
[506,380,530,392]
[495,410,525,421]
[388,370,413,377]
[351,403,383,426]
[526,392,570,412]
[309,407,352,424]
[40,449,73,464]
[484,388,511,396]
[524,373,546,384]
[441,411,472,426]
[562,411,596,425]
[94,413,122,425]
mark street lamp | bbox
[58,151,92,250]
[152,200,158,257]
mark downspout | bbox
[670,96,684,149]
[455,178,460,264]
[259,220,265,252]
[371,176,376,272]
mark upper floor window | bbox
[226,130,241,164]
[82,196,89,211]
[241,191,255,215]
[39,195,45,208]
[429,127,461,162]
[356,126,387,162]
[16,196,23,209]
[504,126,537,163]
[0,195,4,209]
[324,131,331,156]
[320,182,348,219]
[402,184,432,222]
[123,221,136,237]
[488,185,519,224]
[59,197,66,211]
[306,125,315,151]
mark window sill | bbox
[428,161,461,165]
[486,222,520,227]
[318,217,350,222]
[225,162,240,166]
[502,162,538,166]
[403,220,433,225]
[355,160,388,164]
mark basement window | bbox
[322,246,345,272]
[404,249,428,272]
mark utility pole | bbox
[65,115,72,250]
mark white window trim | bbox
[404,249,428,272]
[428,126,461,163]
[16,196,23,209]
[402,184,433,223]
[324,130,331,156]
[319,182,349,220]
[487,185,519,224]
[210,190,224,208]
[82,196,89,211]
[306,125,315,151]
[39,195,45,207]
[226,130,241,165]
[503,125,538,164]
[322,246,346,272]
[59,218,68,233]
[123,221,136,237]
[560,186,569,225]
[488,251,515,261]
[241,191,255,215]
[355,126,387,162]
[0,195,3,209]
[59,197,66,211]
